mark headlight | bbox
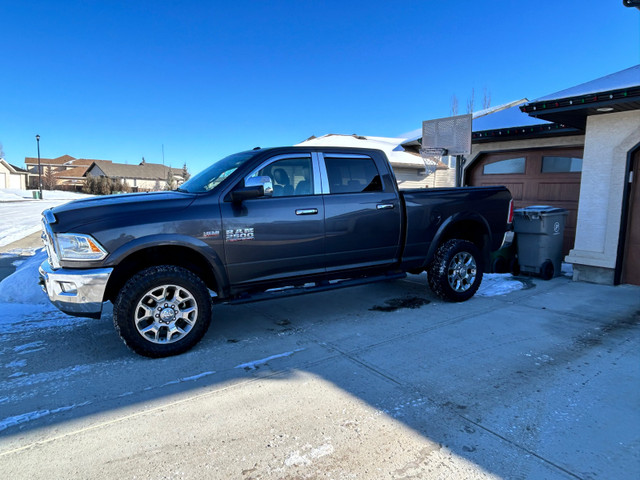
[56,234,108,261]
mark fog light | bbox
[59,282,77,294]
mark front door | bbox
[221,154,325,286]
[622,150,640,285]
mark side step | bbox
[216,271,407,305]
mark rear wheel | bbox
[428,239,483,302]
[113,265,212,357]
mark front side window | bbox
[483,157,526,175]
[250,157,313,197]
[324,157,382,194]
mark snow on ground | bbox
[477,274,526,296]
[0,189,92,247]
[0,249,49,304]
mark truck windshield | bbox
[178,151,257,193]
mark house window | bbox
[541,156,583,173]
[324,157,382,193]
[483,157,526,174]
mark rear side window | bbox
[324,157,382,194]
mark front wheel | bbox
[428,239,483,302]
[113,265,212,358]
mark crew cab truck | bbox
[39,147,513,357]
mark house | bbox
[297,134,452,188]
[23,155,110,190]
[461,64,640,286]
[0,158,28,190]
[85,159,184,191]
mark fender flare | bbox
[106,234,230,295]
[424,212,492,268]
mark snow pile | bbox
[0,249,49,304]
[0,191,25,201]
[477,274,525,297]
[0,189,93,200]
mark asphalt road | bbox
[1,274,639,479]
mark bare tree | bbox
[182,162,190,181]
[466,88,475,114]
[0,142,5,159]
[482,87,492,110]
[450,95,459,116]
[43,165,57,190]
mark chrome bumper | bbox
[39,260,113,319]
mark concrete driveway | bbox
[1,274,639,479]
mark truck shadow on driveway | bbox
[1,276,639,479]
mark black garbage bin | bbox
[513,206,568,280]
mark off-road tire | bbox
[428,239,483,302]
[113,265,212,358]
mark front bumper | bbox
[39,260,113,319]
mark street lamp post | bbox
[36,134,42,199]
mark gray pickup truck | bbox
[39,146,513,357]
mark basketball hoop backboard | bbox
[421,114,472,156]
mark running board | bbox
[216,272,407,305]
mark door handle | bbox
[296,208,318,215]
[376,203,394,210]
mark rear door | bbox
[320,152,402,271]
[221,153,325,286]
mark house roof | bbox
[297,134,437,169]
[471,104,580,143]
[54,166,90,178]
[87,160,183,180]
[1,159,29,175]
[24,155,112,167]
[520,64,640,129]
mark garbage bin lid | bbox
[514,205,568,215]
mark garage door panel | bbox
[537,182,581,202]
[468,148,583,255]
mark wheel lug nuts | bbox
[155,314,159,318]
[164,303,168,307]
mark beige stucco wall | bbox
[565,110,640,284]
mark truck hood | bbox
[47,191,199,232]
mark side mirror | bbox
[230,176,273,203]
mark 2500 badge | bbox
[226,228,255,242]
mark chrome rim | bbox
[447,252,477,292]
[134,284,198,344]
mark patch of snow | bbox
[0,401,91,432]
[143,371,216,390]
[5,359,27,369]
[562,262,573,277]
[235,348,305,370]
[13,341,45,352]
[477,274,525,297]
[285,443,334,467]
[0,249,48,304]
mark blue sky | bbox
[1,1,638,175]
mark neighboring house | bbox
[460,64,640,286]
[23,155,110,190]
[85,159,183,191]
[0,158,28,189]
[298,134,451,188]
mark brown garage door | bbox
[467,147,583,255]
